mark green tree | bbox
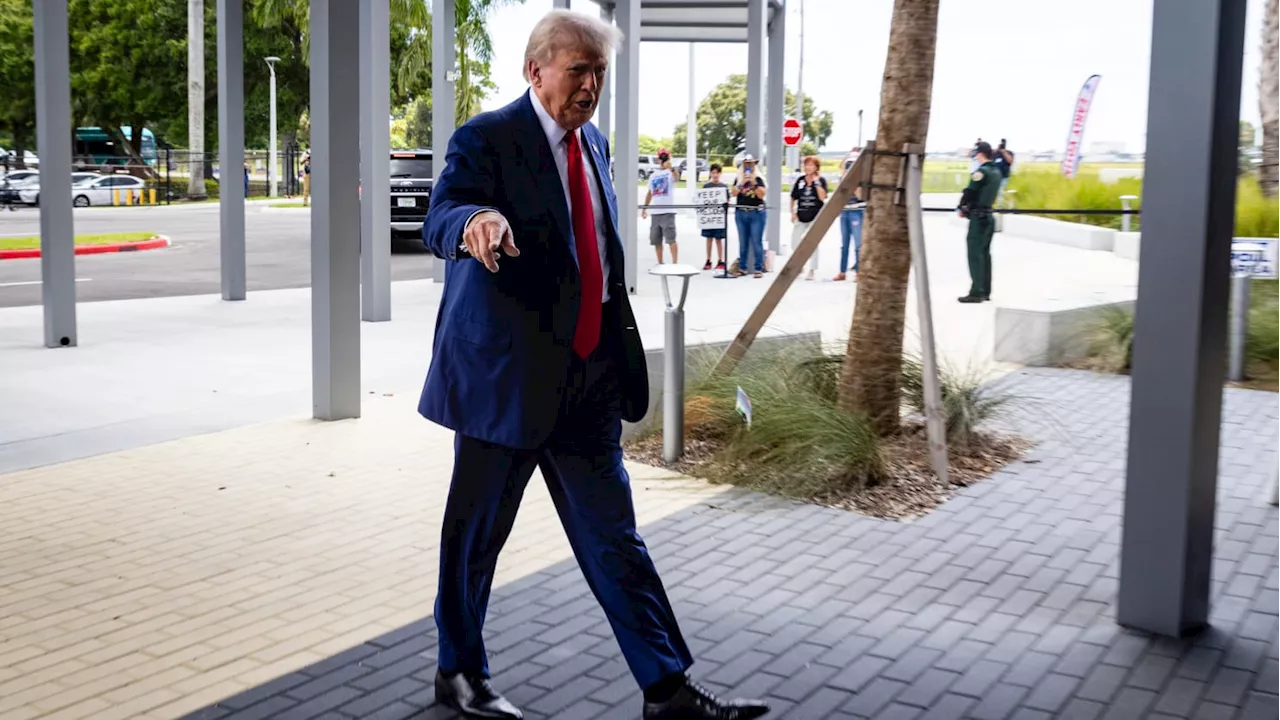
[671,74,835,156]
[68,0,193,175]
[0,0,35,167]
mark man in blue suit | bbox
[419,10,770,720]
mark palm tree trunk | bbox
[835,0,940,435]
[1260,0,1278,196]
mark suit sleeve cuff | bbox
[457,208,502,260]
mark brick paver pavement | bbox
[172,369,1278,720]
[0,396,728,720]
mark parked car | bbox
[0,171,40,206]
[70,174,146,207]
[637,154,660,180]
[678,157,708,180]
[16,172,104,206]
[389,149,433,249]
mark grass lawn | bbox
[0,232,156,251]
[268,201,309,208]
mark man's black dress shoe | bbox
[434,670,523,719]
[958,295,984,303]
[642,677,770,720]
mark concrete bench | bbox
[1001,214,1118,252]
[1113,231,1141,261]
[994,298,1135,366]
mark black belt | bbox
[735,205,766,211]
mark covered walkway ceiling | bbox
[596,0,783,43]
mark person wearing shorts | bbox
[642,149,679,264]
[700,163,728,270]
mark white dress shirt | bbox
[530,91,611,303]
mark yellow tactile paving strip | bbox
[0,396,730,719]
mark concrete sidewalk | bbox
[0,206,1138,474]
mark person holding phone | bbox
[731,154,767,278]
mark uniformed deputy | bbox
[956,141,1002,303]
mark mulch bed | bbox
[625,423,1031,521]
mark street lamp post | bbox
[265,56,280,198]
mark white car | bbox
[17,172,104,206]
[71,175,146,207]
[2,170,39,185]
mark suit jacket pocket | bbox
[451,315,512,352]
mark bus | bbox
[73,126,158,169]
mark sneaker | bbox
[715,260,726,269]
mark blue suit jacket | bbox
[419,91,649,450]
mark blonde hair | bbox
[523,9,623,82]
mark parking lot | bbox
[0,203,434,307]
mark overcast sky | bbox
[482,0,1270,155]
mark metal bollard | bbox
[1120,195,1138,233]
[649,264,701,463]
[1228,271,1251,382]
[997,189,1015,233]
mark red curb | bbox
[0,235,171,260]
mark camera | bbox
[999,139,1007,150]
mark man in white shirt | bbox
[642,148,680,264]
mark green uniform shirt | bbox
[964,161,1003,209]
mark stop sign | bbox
[782,118,803,146]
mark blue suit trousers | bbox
[434,344,693,689]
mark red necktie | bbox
[566,131,603,359]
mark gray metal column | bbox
[552,0,568,7]
[615,0,641,294]
[218,0,246,301]
[311,0,363,420]
[359,0,391,321]
[598,3,614,143]
[745,0,765,162]
[431,0,455,284]
[1118,0,1247,637]
[765,3,785,253]
[33,0,76,348]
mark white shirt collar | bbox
[530,89,575,149]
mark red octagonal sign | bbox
[782,117,803,146]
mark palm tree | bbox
[255,0,517,127]
[1260,0,1278,196]
[835,0,941,436]
[394,0,519,125]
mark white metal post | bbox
[599,4,614,143]
[765,1,785,254]
[1121,194,1138,233]
[360,0,391,321]
[616,0,641,294]
[311,0,363,420]
[34,0,76,348]
[266,57,279,198]
[431,0,455,284]
[217,0,246,301]
[745,0,764,164]
[686,43,696,185]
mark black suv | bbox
[390,149,433,247]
